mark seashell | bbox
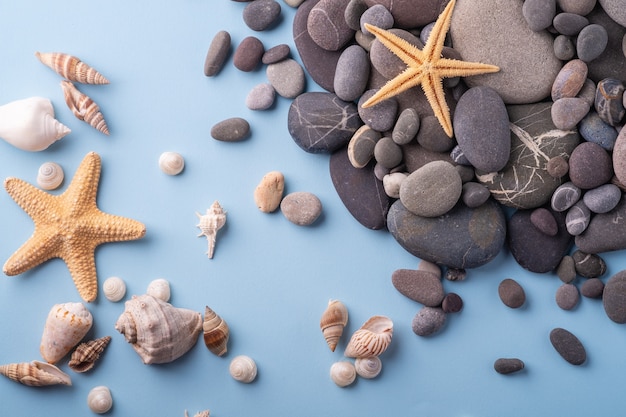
[40,302,93,364]
[103,276,126,302]
[185,410,210,417]
[344,315,393,358]
[114,294,203,365]
[0,97,70,151]
[68,336,112,373]
[0,360,72,387]
[320,299,348,352]
[146,278,171,302]
[203,306,229,357]
[60,80,110,135]
[354,356,382,379]
[87,386,113,414]
[37,161,64,190]
[329,361,356,387]
[159,151,185,175]
[196,201,227,259]
[229,355,257,383]
[35,52,109,84]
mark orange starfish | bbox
[3,152,146,302]
[362,0,500,137]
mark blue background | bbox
[1,1,625,416]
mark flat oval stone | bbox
[550,328,586,365]
[334,45,370,102]
[587,7,626,83]
[551,59,588,101]
[551,182,581,212]
[522,0,556,32]
[613,123,626,184]
[494,358,525,375]
[243,0,281,31]
[233,36,264,72]
[576,198,626,253]
[267,59,305,99]
[572,250,607,278]
[583,183,621,213]
[568,141,613,189]
[557,255,577,283]
[204,30,231,76]
[246,83,276,110]
[358,90,398,132]
[347,125,380,168]
[441,292,463,313]
[551,97,590,130]
[553,13,589,36]
[577,24,608,62]
[344,0,367,31]
[360,4,394,34]
[392,108,420,145]
[391,269,444,307]
[462,182,491,208]
[581,278,605,299]
[595,78,625,126]
[262,44,291,64]
[530,207,558,236]
[307,0,354,51]
[579,110,618,150]
[211,117,250,142]
[565,201,591,236]
[399,161,462,218]
[498,278,526,309]
[280,191,322,226]
[603,270,626,323]
[556,283,579,310]
[373,136,403,169]
[411,307,446,337]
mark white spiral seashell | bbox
[229,355,257,383]
[330,361,356,387]
[87,385,113,414]
[37,162,64,190]
[159,151,185,175]
[354,356,382,379]
[146,278,171,302]
[103,276,126,302]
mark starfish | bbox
[3,152,146,302]
[362,0,500,137]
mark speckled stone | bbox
[307,0,354,51]
[280,191,322,226]
[599,0,626,27]
[557,255,577,283]
[358,90,398,132]
[267,59,305,98]
[551,182,581,212]
[556,283,580,310]
[360,4,393,34]
[399,161,462,217]
[603,270,626,323]
[498,278,526,309]
[411,306,446,337]
[581,278,605,298]
[577,24,608,62]
[583,183,621,213]
[551,97,590,130]
[530,207,558,236]
[243,0,281,31]
[233,36,264,72]
[572,250,607,278]
[550,328,586,365]
[565,201,591,236]
[210,117,250,142]
[391,269,444,307]
[568,141,613,189]
[557,0,597,16]
[204,30,231,76]
[461,182,491,208]
[547,156,569,178]
[392,108,419,145]
[579,111,618,150]
[347,125,380,168]
[522,0,556,32]
[494,358,525,375]
[595,78,625,126]
[553,35,576,61]
[246,83,276,110]
[576,198,626,253]
[262,44,291,64]
[553,13,589,36]
[334,45,370,102]
[551,59,588,101]
[442,292,463,313]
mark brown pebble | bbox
[204,30,231,76]
[254,171,285,213]
[280,191,322,226]
[580,278,604,298]
[262,44,291,64]
[233,36,265,72]
[530,207,558,236]
[210,117,250,142]
[494,358,525,374]
[547,156,569,178]
[555,283,579,310]
[556,255,577,283]
[441,292,463,313]
[498,278,526,308]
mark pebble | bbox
[245,83,276,110]
[572,250,607,278]
[557,255,577,283]
[549,328,586,365]
[210,117,250,142]
[233,36,264,72]
[371,137,400,169]
[364,0,449,29]
[587,7,626,83]
[530,207,558,236]
[522,0,556,32]
[577,24,608,62]
[603,270,626,323]
[498,278,526,309]
[399,161,462,218]
[551,97,590,130]
[411,307,446,337]
[418,259,442,278]
[568,141,613,189]
[441,293,463,314]
[360,4,394,34]
[579,111,618,150]
[552,13,589,36]
[576,198,626,253]
[461,182,491,208]
[547,156,569,178]
[445,268,467,282]
[553,35,576,61]
[595,78,625,126]
[204,30,231,77]
[267,59,305,99]
[555,283,580,310]
[358,90,398,132]
[565,200,591,236]
[307,0,354,51]
[284,0,305,7]
[370,29,423,80]
[392,108,419,145]
[280,191,322,226]
[254,171,285,213]
[613,125,626,184]
[416,116,455,153]
[334,45,370,102]
[582,183,621,213]
[599,0,626,27]
[551,59,588,101]
[243,0,281,31]
[391,269,445,307]
[551,182,581,212]
[557,0,597,16]
[382,172,407,199]
[344,0,367,31]
[347,125,380,168]
[261,44,291,65]
[494,358,525,375]
[581,278,605,299]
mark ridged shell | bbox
[35,52,109,84]
[37,162,64,190]
[159,151,185,175]
[0,361,72,386]
[146,278,171,302]
[87,386,113,414]
[68,336,111,373]
[344,315,393,358]
[203,306,229,357]
[0,97,71,151]
[114,294,203,365]
[185,410,210,417]
[320,299,348,352]
[60,80,110,135]
[330,361,356,387]
[103,276,126,302]
[40,302,93,364]
[196,201,226,259]
[355,356,382,379]
[229,355,257,383]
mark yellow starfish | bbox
[3,152,146,302]
[362,0,500,137]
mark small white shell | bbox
[146,278,171,302]
[229,355,257,383]
[355,356,382,379]
[159,151,185,175]
[87,385,113,414]
[185,411,210,417]
[330,361,356,387]
[102,276,126,302]
[37,162,64,190]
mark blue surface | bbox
[1,1,626,416]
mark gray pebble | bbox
[595,78,625,127]
[557,0,597,16]
[522,0,556,32]
[553,35,576,61]
[575,198,626,253]
[555,283,580,310]
[374,137,403,169]
[498,278,526,309]
[530,207,558,236]
[374,162,390,181]
[577,78,597,107]
[581,278,605,298]
[441,293,463,313]
[551,97,590,130]
[411,307,446,337]
[450,145,471,166]
[577,24,608,62]
[557,255,577,283]
[399,161,462,217]
[613,120,626,184]
[598,0,626,27]
[603,270,626,323]
[456,165,475,183]
[391,269,445,307]
[211,117,250,142]
[355,29,375,51]
[461,182,491,208]
[267,59,305,99]
[551,59,588,101]
[579,110,618,150]
[344,0,367,31]
[360,4,394,35]
[245,83,276,110]
[549,327,586,365]
[583,183,621,213]
[307,0,355,51]
[551,181,581,212]
[233,36,264,72]
[382,172,407,199]
[547,156,569,178]
[392,108,420,145]
[416,115,455,153]
[204,30,231,77]
[262,44,291,65]
[568,141,613,190]
[358,90,398,132]
[565,200,591,236]
[494,358,525,375]
[572,250,607,278]
[243,0,281,31]
[553,12,589,36]
[280,191,322,226]
[334,45,370,102]
[347,125,380,168]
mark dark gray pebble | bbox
[579,111,618,150]
[374,136,403,169]
[498,278,526,309]
[243,0,281,31]
[233,36,264,72]
[334,45,370,102]
[595,78,625,126]
[556,283,580,310]
[582,183,621,213]
[307,0,354,51]
[530,207,558,236]
[551,181,581,212]
[461,182,491,208]
[261,44,290,65]
[577,24,608,62]
[565,200,591,236]
[603,270,626,323]
[416,115,455,153]
[551,97,590,130]
[360,4,394,34]
[572,250,607,278]
[553,12,589,36]
[210,117,250,142]
[568,141,613,190]
[441,293,463,313]
[557,0,596,16]
[411,307,446,337]
[391,269,445,307]
[204,30,231,77]
[550,327,587,365]
[557,255,577,283]
[522,0,556,32]
[553,35,575,61]
[581,278,605,298]
[494,358,525,375]
[358,90,398,132]
[576,198,626,253]
[344,0,367,31]
[392,108,419,145]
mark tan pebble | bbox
[280,191,322,226]
[417,259,442,279]
[254,171,285,213]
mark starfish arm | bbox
[62,151,101,218]
[435,58,500,79]
[3,228,64,276]
[364,23,425,68]
[362,69,425,108]
[422,0,457,61]
[5,178,60,222]
[63,247,99,303]
[78,212,146,246]
[421,75,453,137]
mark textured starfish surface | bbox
[3,152,146,302]
[362,0,500,137]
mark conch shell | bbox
[115,294,203,365]
[329,361,356,387]
[87,386,113,414]
[37,162,64,190]
[344,315,393,358]
[35,52,109,84]
[203,306,229,357]
[61,80,110,135]
[0,360,71,387]
[229,355,257,383]
[0,97,70,151]
[40,302,93,364]
[320,299,348,352]
[68,336,111,373]
[196,201,226,259]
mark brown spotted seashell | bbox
[60,80,110,135]
[35,52,109,84]
[320,299,348,352]
[0,360,72,387]
[203,306,229,357]
[344,315,393,358]
[68,336,112,373]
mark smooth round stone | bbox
[360,4,393,35]
[577,24,608,62]
[411,307,446,337]
[581,278,605,299]
[369,29,423,80]
[416,115,455,153]
[262,44,290,65]
[550,328,586,365]
[387,199,506,269]
[494,358,525,375]
[522,0,556,32]
[330,147,391,230]
[576,198,626,253]
[417,259,442,278]
[498,278,526,309]
[565,201,591,236]
[364,0,449,29]
[348,125,380,168]
[392,108,419,145]
[587,8,626,83]
[243,0,281,31]
[530,207,558,236]
[556,283,580,310]
[551,182,581,212]
[441,293,463,314]
[334,45,370,102]
[280,191,322,226]
[355,29,375,50]
[557,255,577,283]
[603,270,626,323]
[210,117,250,142]
[204,30,231,76]
[382,172,407,199]
[453,86,510,172]
[553,13,589,36]
[557,0,597,16]
[373,137,402,169]
[358,90,398,132]
[547,156,569,178]
[344,0,368,31]
[613,124,626,184]
[551,97,590,130]
[461,182,490,208]
[233,36,264,72]
[568,141,613,189]
[572,250,607,278]
[246,83,276,110]
[267,59,305,99]
[599,0,626,27]
[456,165,475,183]
[288,92,361,153]
[391,269,445,307]
[399,161,462,218]
[583,183,621,213]
[595,78,625,126]
[553,35,576,61]
[307,0,354,51]
[551,59,588,101]
[579,111,618,150]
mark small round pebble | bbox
[262,44,291,65]
[547,156,569,178]
[572,250,607,278]
[246,83,276,110]
[411,307,446,337]
[568,141,613,189]
[392,108,419,145]
[360,4,394,35]
[577,24,608,63]
[551,97,590,130]
[373,137,403,169]
[441,292,463,314]
[595,78,625,127]
[551,182,581,212]
[233,36,264,72]
[344,0,368,31]
[307,0,355,51]
[557,255,577,283]
[530,207,558,236]
[583,183,621,213]
[243,0,281,31]
[522,0,556,32]
[498,278,526,309]
[204,30,231,76]
[461,182,491,208]
[445,268,466,281]
[553,35,575,61]
[557,0,596,15]
[579,111,618,150]
[211,117,250,142]
[555,283,580,310]
[494,358,525,375]
[391,269,445,307]
[581,278,605,298]
[551,59,588,101]
[399,161,462,218]
[549,327,586,365]
[266,59,305,98]
[280,191,322,226]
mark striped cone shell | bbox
[35,52,109,84]
[0,361,72,386]
[61,80,110,135]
